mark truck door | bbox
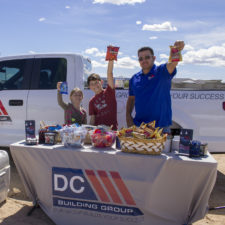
[27,57,67,130]
[0,58,33,145]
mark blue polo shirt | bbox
[129,63,176,127]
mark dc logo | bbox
[52,167,136,205]
[52,168,97,201]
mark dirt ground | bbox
[0,151,224,225]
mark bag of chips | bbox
[169,45,182,62]
[106,45,120,61]
[60,81,68,94]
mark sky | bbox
[1,0,225,81]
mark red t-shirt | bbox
[89,85,118,130]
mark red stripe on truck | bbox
[0,100,8,115]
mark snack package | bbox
[106,46,120,61]
[117,121,164,140]
[90,129,116,148]
[25,120,35,139]
[82,125,97,144]
[60,81,68,94]
[44,132,57,145]
[25,120,37,145]
[179,129,193,155]
[59,125,87,147]
[168,45,182,62]
[189,140,201,158]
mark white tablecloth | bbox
[10,141,217,225]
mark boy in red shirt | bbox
[88,60,118,130]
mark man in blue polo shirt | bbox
[126,41,185,128]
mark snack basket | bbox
[118,134,167,155]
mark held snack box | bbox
[105,46,119,61]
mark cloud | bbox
[95,52,106,57]
[39,17,46,22]
[91,45,225,70]
[184,44,194,51]
[92,56,139,69]
[136,20,142,25]
[85,48,139,69]
[92,60,107,68]
[183,44,225,67]
[114,56,139,69]
[85,48,99,54]
[155,60,166,66]
[186,29,225,48]
[65,5,71,9]
[93,0,146,5]
[159,54,168,59]
[85,47,122,58]
[85,47,105,57]
[142,21,177,32]
[149,36,158,40]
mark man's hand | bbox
[174,40,185,51]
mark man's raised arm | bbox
[107,60,114,89]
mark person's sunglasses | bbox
[138,55,153,61]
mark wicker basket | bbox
[118,135,167,155]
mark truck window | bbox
[83,58,92,89]
[0,59,32,90]
[31,58,67,90]
[39,58,67,89]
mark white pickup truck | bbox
[0,53,225,152]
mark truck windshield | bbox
[83,58,92,89]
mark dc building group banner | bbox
[10,142,217,225]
